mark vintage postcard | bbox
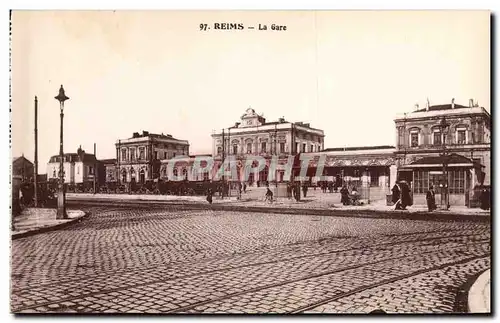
[10,10,491,314]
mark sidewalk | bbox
[468,269,491,313]
[12,208,86,240]
[67,188,490,220]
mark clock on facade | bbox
[246,120,253,125]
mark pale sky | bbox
[11,10,490,172]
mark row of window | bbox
[120,147,187,161]
[217,142,322,155]
[51,166,94,177]
[408,128,469,148]
[413,170,468,194]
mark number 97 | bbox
[200,24,208,31]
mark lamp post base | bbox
[56,188,67,219]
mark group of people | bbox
[339,185,361,205]
[391,181,413,210]
[318,181,338,193]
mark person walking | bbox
[206,188,213,205]
[426,185,437,211]
[391,183,400,205]
[302,183,308,198]
[265,187,274,203]
[400,181,412,210]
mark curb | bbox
[468,269,491,313]
[67,198,490,223]
[11,211,89,240]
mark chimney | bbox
[469,99,474,108]
[414,103,419,111]
[235,122,240,128]
[451,98,455,109]
[132,132,140,138]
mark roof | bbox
[49,153,97,163]
[12,156,33,165]
[414,104,470,113]
[100,158,117,164]
[410,153,483,167]
[321,145,395,152]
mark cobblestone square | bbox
[11,203,490,314]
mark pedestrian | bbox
[480,187,490,210]
[302,184,308,198]
[265,187,274,203]
[243,183,247,193]
[400,181,412,210]
[340,185,350,205]
[426,185,437,211]
[391,183,400,205]
[206,188,213,205]
[286,183,292,199]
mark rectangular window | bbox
[247,143,252,154]
[233,145,238,155]
[261,142,267,153]
[433,132,442,145]
[302,143,306,153]
[89,166,94,175]
[410,133,419,147]
[311,144,314,152]
[139,147,145,160]
[154,151,158,160]
[280,142,285,153]
[203,171,210,181]
[121,149,127,161]
[130,148,136,161]
[457,130,466,144]
[164,152,167,159]
[413,170,429,194]
[294,142,298,153]
[449,171,465,194]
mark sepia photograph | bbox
[9,9,491,314]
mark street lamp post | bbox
[439,117,450,210]
[55,85,69,219]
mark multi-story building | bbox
[46,146,98,184]
[393,99,490,206]
[116,131,190,183]
[211,108,325,185]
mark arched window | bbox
[182,168,188,180]
[246,142,252,154]
[217,146,222,155]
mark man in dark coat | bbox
[400,182,412,210]
[302,183,308,198]
[426,185,437,211]
[480,187,490,210]
[206,188,213,204]
[340,185,350,205]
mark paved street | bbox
[11,202,490,314]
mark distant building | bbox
[46,146,98,184]
[211,108,325,185]
[100,158,117,183]
[394,99,490,206]
[12,156,34,182]
[116,131,190,183]
[300,146,397,202]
